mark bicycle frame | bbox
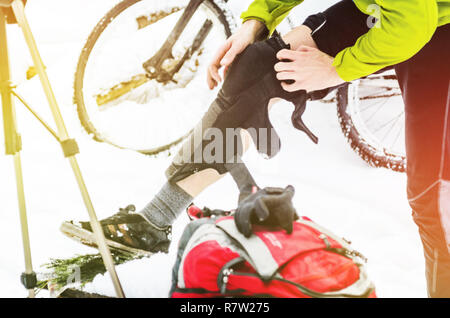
[142,0,218,83]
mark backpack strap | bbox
[216,218,280,279]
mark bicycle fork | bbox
[142,0,213,82]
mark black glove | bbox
[234,185,298,238]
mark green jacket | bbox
[241,0,450,81]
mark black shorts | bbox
[302,0,370,58]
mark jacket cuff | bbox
[240,12,276,35]
[333,48,375,82]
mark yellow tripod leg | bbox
[13,154,35,298]
[10,0,125,298]
[0,10,35,298]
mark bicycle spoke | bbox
[364,94,391,123]
[360,96,392,113]
[380,114,402,144]
[372,111,404,134]
[388,122,404,152]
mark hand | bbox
[274,45,345,92]
[207,20,266,89]
[234,185,297,238]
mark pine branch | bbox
[38,251,142,290]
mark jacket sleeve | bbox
[240,0,303,35]
[333,0,439,82]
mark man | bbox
[63,0,449,297]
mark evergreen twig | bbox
[38,251,142,290]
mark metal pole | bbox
[0,8,35,298]
[13,154,35,298]
[10,0,125,297]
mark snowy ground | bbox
[0,0,426,298]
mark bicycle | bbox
[73,0,406,172]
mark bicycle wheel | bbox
[336,70,406,172]
[74,0,235,155]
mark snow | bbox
[0,0,426,298]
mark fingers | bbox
[220,41,246,77]
[296,45,315,52]
[263,186,294,206]
[254,198,270,222]
[223,64,230,78]
[207,41,232,89]
[220,46,238,67]
[213,40,232,68]
[276,49,298,61]
[276,71,295,81]
[275,207,294,234]
[280,215,294,234]
[281,81,298,92]
[263,186,296,234]
[235,206,254,238]
[284,185,295,199]
[235,185,297,237]
[207,68,218,89]
[273,202,295,235]
[274,61,293,72]
[220,40,245,65]
[207,66,222,89]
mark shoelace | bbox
[98,205,138,225]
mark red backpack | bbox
[170,211,376,298]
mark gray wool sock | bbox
[138,182,193,229]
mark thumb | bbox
[277,205,295,234]
[234,206,254,238]
[254,198,270,222]
[284,185,295,200]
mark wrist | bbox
[282,25,316,50]
[241,19,268,41]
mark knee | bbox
[221,39,281,98]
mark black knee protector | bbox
[216,34,320,153]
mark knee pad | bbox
[216,34,319,150]
[167,34,327,183]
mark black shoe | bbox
[60,205,171,255]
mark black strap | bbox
[224,162,259,203]
[20,272,37,290]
